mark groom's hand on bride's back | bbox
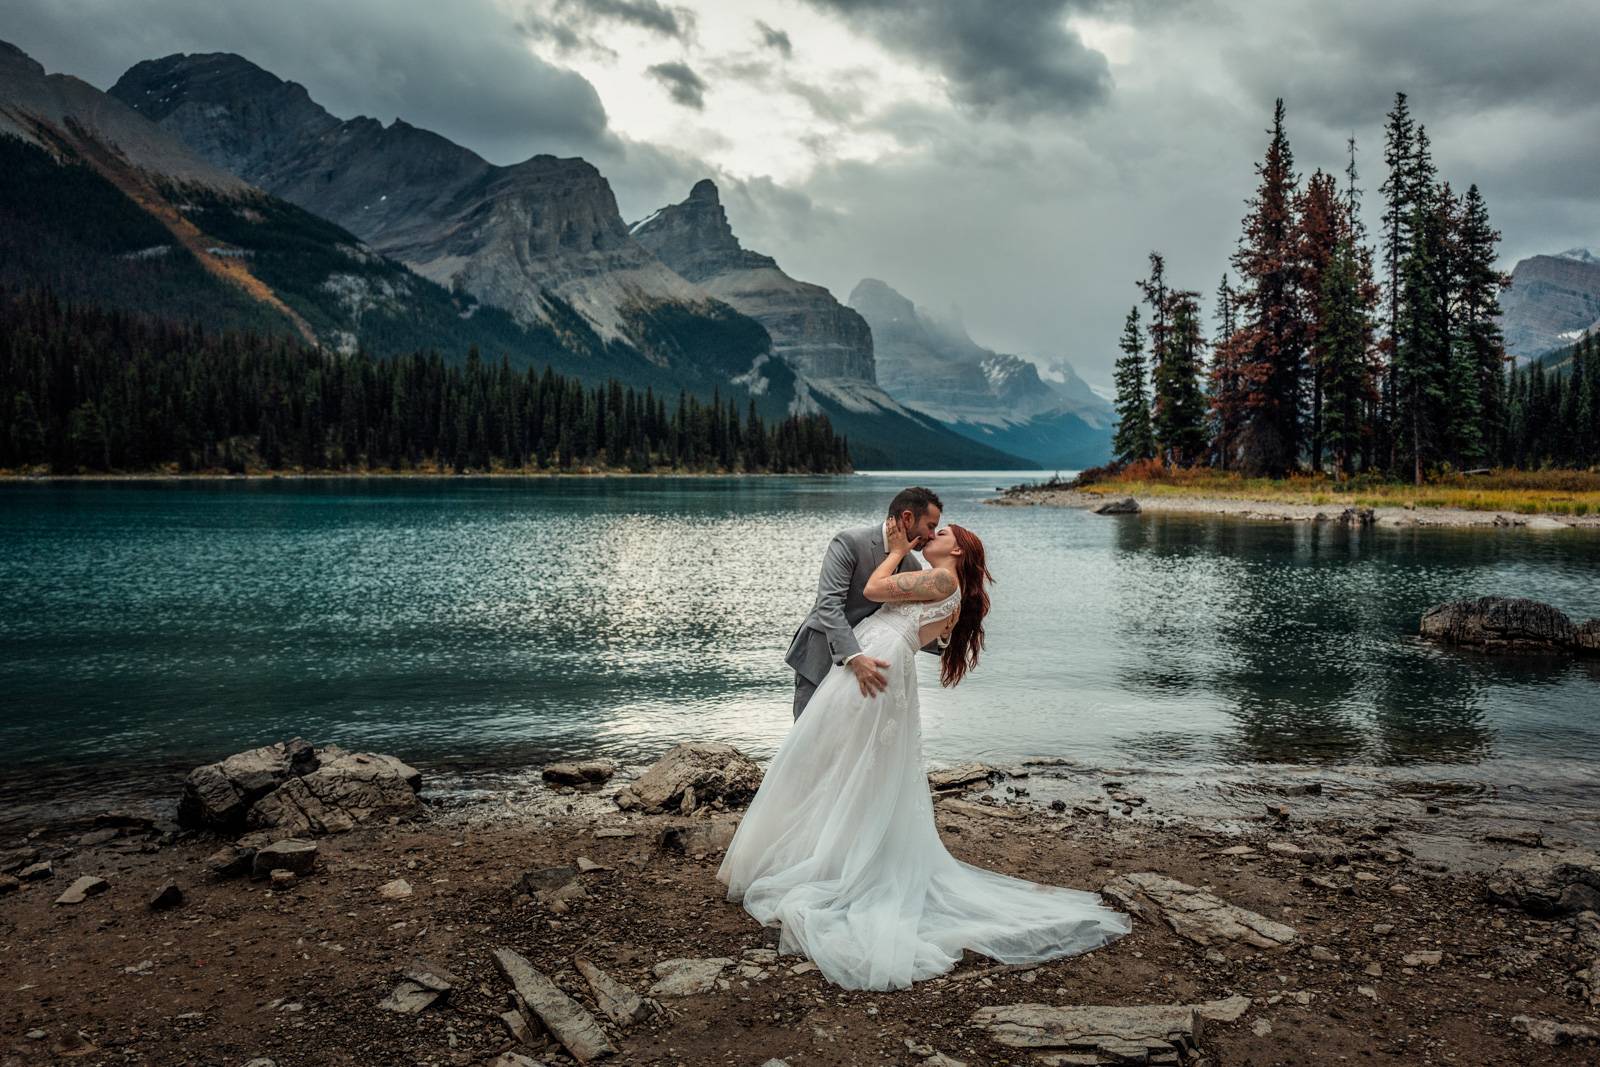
[849,655,891,698]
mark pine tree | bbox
[1153,289,1210,465]
[1111,306,1156,463]
[1231,98,1306,476]
[1378,92,1418,468]
[1451,184,1511,466]
[1207,274,1249,469]
[1296,169,1342,471]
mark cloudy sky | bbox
[5,0,1598,387]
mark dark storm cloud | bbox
[647,60,707,109]
[802,0,1111,118]
[570,0,691,40]
[756,20,793,57]
[2,0,612,164]
[517,0,693,57]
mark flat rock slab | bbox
[1487,847,1600,917]
[1092,497,1140,515]
[614,743,762,815]
[649,957,733,997]
[493,948,614,1062]
[575,955,650,1025]
[248,747,424,835]
[970,1002,1202,1060]
[938,798,1026,821]
[251,838,318,879]
[928,763,998,790]
[1511,1014,1599,1046]
[54,875,108,905]
[1102,872,1297,950]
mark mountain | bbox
[108,52,766,375]
[631,180,1030,469]
[0,39,667,382]
[1501,248,1600,361]
[848,278,1114,468]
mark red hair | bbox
[940,524,993,687]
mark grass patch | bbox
[1065,464,1600,515]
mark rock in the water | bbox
[149,883,184,910]
[542,760,618,786]
[928,763,998,790]
[575,956,651,1025]
[1419,596,1577,653]
[649,957,733,997]
[54,875,109,905]
[493,947,615,1062]
[1092,497,1140,515]
[1102,871,1297,950]
[969,1002,1206,1061]
[250,838,318,880]
[1337,506,1376,526]
[614,743,762,815]
[178,739,420,835]
[1576,619,1600,655]
[1487,847,1600,916]
[1511,1014,1599,1045]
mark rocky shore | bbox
[988,484,1600,529]
[3,740,1598,1066]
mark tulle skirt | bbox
[716,616,1132,990]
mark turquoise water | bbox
[2,472,1598,824]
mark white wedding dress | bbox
[717,590,1132,990]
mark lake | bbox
[2,472,1598,830]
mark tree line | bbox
[0,291,852,475]
[1112,93,1590,482]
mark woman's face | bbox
[922,526,960,563]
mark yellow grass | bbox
[1072,466,1600,516]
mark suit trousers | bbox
[792,671,819,721]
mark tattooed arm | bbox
[863,520,959,603]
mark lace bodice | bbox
[866,589,960,647]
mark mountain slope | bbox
[631,180,1031,469]
[108,52,767,375]
[0,40,764,395]
[849,278,1113,467]
[1502,248,1600,361]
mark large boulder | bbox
[1487,848,1600,917]
[1419,597,1577,653]
[1575,619,1600,655]
[614,743,763,815]
[178,739,422,834]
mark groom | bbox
[785,486,945,720]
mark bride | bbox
[717,521,1131,991]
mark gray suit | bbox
[785,522,935,720]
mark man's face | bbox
[899,505,941,550]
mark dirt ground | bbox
[4,773,1597,1067]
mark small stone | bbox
[1372,923,1394,936]
[1357,984,1378,1000]
[270,869,297,887]
[649,957,733,997]
[26,1029,47,1039]
[379,878,413,899]
[54,875,109,905]
[1403,951,1443,967]
[542,760,618,786]
[148,883,184,910]
[1217,845,1256,857]
[1308,946,1339,962]
[250,838,317,880]
[18,861,53,881]
[592,828,637,839]
[1365,962,1383,977]
[575,857,608,873]
[1511,1014,1599,1045]
[1251,1018,1272,1037]
[790,960,818,975]
[1265,841,1305,856]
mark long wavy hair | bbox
[939,524,993,687]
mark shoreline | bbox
[989,484,1600,529]
[4,747,1596,1064]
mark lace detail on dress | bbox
[867,588,960,649]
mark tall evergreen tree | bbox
[1208,274,1249,469]
[1111,306,1156,463]
[1153,289,1210,465]
[1450,183,1511,466]
[1231,98,1306,476]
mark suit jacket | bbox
[785,523,936,685]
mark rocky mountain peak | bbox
[848,278,916,325]
[633,182,873,381]
[1502,249,1600,358]
[1559,248,1599,265]
[0,39,46,77]
[629,179,775,283]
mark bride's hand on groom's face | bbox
[886,518,912,554]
